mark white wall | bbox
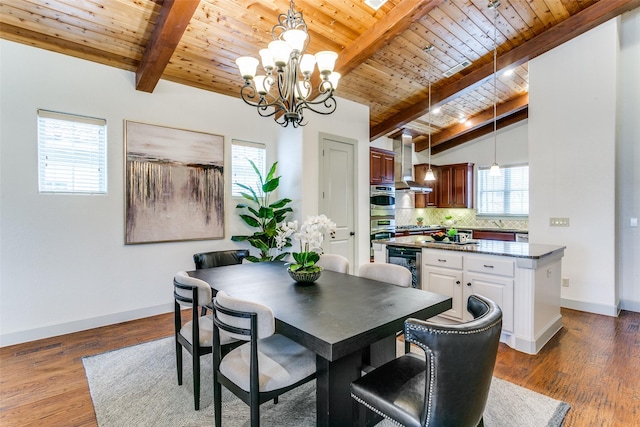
[0,40,370,345]
[529,19,618,315]
[617,8,640,312]
[417,120,529,167]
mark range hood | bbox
[393,134,433,193]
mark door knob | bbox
[467,282,472,287]
[456,281,461,285]
[350,231,355,236]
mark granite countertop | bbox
[381,236,564,259]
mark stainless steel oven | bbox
[370,218,395,241]
[370,185,395,218]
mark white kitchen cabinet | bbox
[463,271,514,333]
[462,254,514,333]
[423,266,464,320]
[385,237,565,354]
[422,250,464,320]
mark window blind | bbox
[37,110,107,194]
[231,140,266,197]
[477,164,529,216]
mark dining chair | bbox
[193,249,250,270]
[316,253,350,274]
[351,294,503,427]
[193,249,250,315]
[359,262,412,287]
[359,262,413,354]
[173,272,239,410]
[212,291,317,427]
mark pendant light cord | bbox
[493,4,498,164]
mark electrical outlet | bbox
[550,217,570,227]
[562,278,570,287]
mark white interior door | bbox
[320,134,356,273]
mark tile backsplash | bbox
[396,207,528,231]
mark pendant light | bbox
[424,45,436,182]
[488,0,501,177]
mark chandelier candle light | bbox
[235,1,340,128]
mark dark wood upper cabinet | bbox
[370,147,394,185]
[414,164,439,208]
[415,162,473,208]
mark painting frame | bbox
[124,120,225,244]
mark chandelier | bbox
[235,1,340,128]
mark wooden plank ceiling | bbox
[2,0,639,153]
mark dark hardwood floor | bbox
[1,308,638,426]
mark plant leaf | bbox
[263,176,280,193]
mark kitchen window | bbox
[231,140,265,197]
[477,164,529,216]
[37,109,107,194]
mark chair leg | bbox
[478,417,485,427]
[250,391,260,427]
[214,368,222,427]
[404,340,411,354]
[193,351,200,411]
[176,339,183,385]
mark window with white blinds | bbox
[231,140,266,197]
[37,110,107,194]
[477,164,529,216]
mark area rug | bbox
[83,337,570,427]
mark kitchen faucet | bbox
[492,219,504,228]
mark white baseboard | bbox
[561,298,620,317]
[619,299,640,313]
[0,303,173,347]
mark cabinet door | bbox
[451,163,474,208]
[463,272,514,332]
[423,266,464,320]
[370,148,394,184]
[438,166,453,207]
[382,153,394,183]
[370,150,383,184]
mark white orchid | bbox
[275,215,337,272]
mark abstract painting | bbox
[125,121,224,244]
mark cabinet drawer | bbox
[465,256,514,277]
[423,251,463,270]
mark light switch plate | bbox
[550,217,570,227]
[631,218,638,227]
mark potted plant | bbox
[416,217,424,226]
[231,160,293,262]
[275,215,337,283]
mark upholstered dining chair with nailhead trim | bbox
[351,294,502,427]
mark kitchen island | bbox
[373,236,566,354]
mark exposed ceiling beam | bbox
[414,93,529,152]
[370,0,640,141]
[135,0,199,93]
[306,0,444,101]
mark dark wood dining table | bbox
[189,261,451,427]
